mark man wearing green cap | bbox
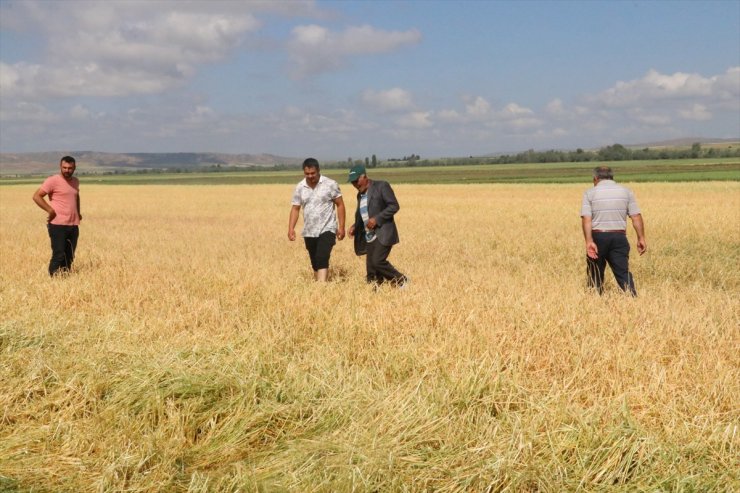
[348,165,408,287]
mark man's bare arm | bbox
[581,216,598,259]
[630,214,647,255]
[288,204,301,241]
[33,188,56,222]
[334,196,346,240]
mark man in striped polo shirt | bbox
[581,166,647,295]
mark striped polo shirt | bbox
[581,180,640,231]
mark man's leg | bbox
[367,241,405,285]
[313,232,335,282]
[304,236,319,279]
[586,256,606,294]
[606,235,636,296]
[64,226,79,270]
[586,233,608,294]
[365,240,379,284]
[48,224,69,276]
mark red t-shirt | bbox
[40,175,80,225]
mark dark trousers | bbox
[366,240,405,285]
[48,224,79,276]
[304,231,336,271]
[587,232,636,295]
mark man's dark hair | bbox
[593,166,613,180]
[61,156,76,166]
[302,157,320,170]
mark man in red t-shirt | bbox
[33,156,82,276]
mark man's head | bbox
[60,156,76,179]
[348,165,369,192]
[303,157,320,187]
[593,166,613,184]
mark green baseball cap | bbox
[348,165,366,182]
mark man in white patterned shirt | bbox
[581,166,647,295]
[288,158,346,282]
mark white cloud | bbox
[288,24,421,77]
[290,24,329,46]
[0,62,22,91]
[434,97,544,134]
[1,1,736,157]
[465,96,491,118]
[361,88,414,112]
[527,67,739,143]
[628,109,672,126]
[2,61,190,98]
[435,96,493,124]
[590,67,739,108]
[184,105,217,125]
[498,103,534,118]
[545,98,565,116]
[436,109,462,122]
[713,66,740,106]
[272,106,377,136]
[678,103,712,121]
[69,105,92,120]
[0,101,56,123]
[495,103,542,130]
[507,117,543,130]
[396,111,433,129]
[0,2,269,100]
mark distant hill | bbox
[0,151,303,176]
[2,138,738,176]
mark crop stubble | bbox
[0,182,738,491]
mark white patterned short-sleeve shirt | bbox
[291,175,342,237]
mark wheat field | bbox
[1,181,738,492]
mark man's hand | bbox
[47,209,57,223]
[337,228,345,240]
[636,238,647,255]
[288,205,300,242]
[366,217,377,230]
[348,225,355,237]
[581,216,597,259]
[586,241,598,259]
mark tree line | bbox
[381,143,739,168]
[327,143,739,169]
[69,142,738,176]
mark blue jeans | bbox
[48,224,79,276]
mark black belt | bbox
[592,229,625,234]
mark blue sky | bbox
[1,0,738,159]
